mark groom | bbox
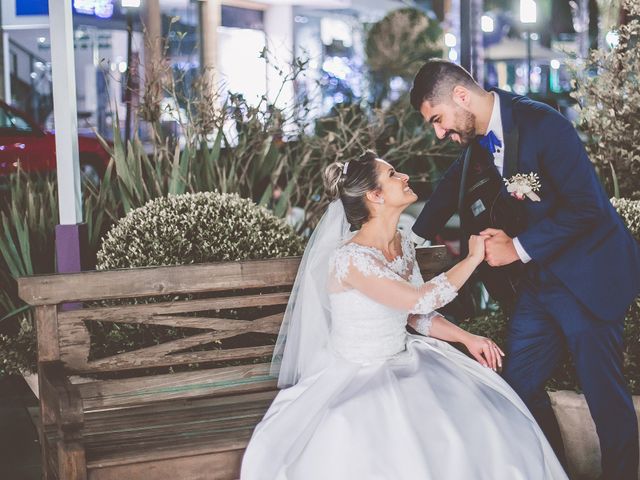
[409,59,640,478]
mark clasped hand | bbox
[467,229,519,267]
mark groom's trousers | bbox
[502,264,638,480]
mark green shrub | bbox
[621,297,640,394]
[462,308,508,347]
[97,191,304,269]
[0,318,36,376]
[611,197,640,241]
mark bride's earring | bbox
[378,198,385,205]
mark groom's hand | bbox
[480,228,519,267]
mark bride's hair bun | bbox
[322,151,380,230]
[323,162,345,201]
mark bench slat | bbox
[78,373,276,411]
[88,448,245,480]
[416,246,452,274]
[59,318,91,368]
[58,292,291,323]
[77,345,275,374]
[85,408,266,446]
[62,312,283,332]
[18,247,450,306]
[63,310,281,373]
[82,392,277,468]
[57,293,290,372]
[18,257,302,305]
[60,321,280,373]
[36,305,60,361]
[71,315,259,330]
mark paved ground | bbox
[0,375,41,480]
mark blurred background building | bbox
[0,0,625,137]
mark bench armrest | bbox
[40,361,84,434]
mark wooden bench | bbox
[18,246,450,480]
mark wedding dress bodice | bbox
[328,231,457,364]
[329,288,410,363]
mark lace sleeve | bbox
[408,273,457,314]
[333,244,459,314]
[409,311,439,336]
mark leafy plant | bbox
[0,171,59,373]
[365,7,443,106]
[570,0,640,199]
[116,40,311,219]
[0,169,117,375]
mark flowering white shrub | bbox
[571,0,640,198]
[611,197,640,242]
[97,192,304,270]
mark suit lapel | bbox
[458,146,472,224]
[493,88,520,179]
[503,128,519,179]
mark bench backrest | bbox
[18,247,450,377]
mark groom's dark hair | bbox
[410,59,480,111]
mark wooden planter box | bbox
[550,390,640,479]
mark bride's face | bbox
[373,159,418,208]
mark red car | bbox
[0,100,110,185]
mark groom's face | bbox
[419,99,477,146]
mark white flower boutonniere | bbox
[504,173,542,202]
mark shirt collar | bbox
[486,91,503,140]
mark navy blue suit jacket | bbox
[412,89,640,321]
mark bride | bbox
[241,151,567,479]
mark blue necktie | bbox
[478,130,502,154]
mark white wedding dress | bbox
[241,230,568,479]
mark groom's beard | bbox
[445,108,477,146]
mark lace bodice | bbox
[328,231,457,364]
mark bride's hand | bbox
[464,334,505,372]
[467,235,488,265]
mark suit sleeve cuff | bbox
[513,237,532,263]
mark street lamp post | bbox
[122,0,141,145]
[526,29,532,93]
[48,0,89,302]
[460,0,472,73]
[520,0,537,94]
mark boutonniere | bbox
[504,173,542,202]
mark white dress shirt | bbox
[486,92,504,174]
[412,92,532,264]
[486,93,531,263]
